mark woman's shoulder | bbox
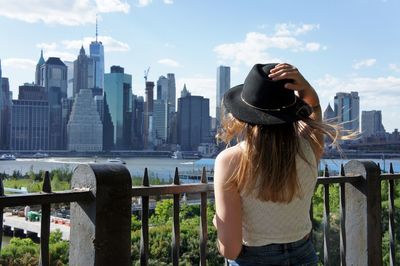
[214,143,243,183]
[215,143,243,165]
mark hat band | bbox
[240,93,297,111]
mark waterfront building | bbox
[177,86,211,151]
[1,77,12,150]
[131,95,144,149]
[90,23,105,90]
[334,92,360,132]
[10,100,49,151]
[95,93,114,151]
[104,66,132,148]
[67,89,103,152]
[152,99,168,144]
[156,74,176,144]
[61,98,74,150]
[73,46,95,97]
[38,57,68,150]
[361,110,385,139]
[216,66,230,125]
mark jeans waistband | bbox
[243,234,310,252]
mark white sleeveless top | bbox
[240,138,317,246]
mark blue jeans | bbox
[228,237,318,266]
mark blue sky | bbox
[1,0,400,131]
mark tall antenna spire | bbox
[96,14,98,42]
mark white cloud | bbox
[314,74,400,127]
[275,23,320,36]
[0,0,129,26]
[36,42,57,50]
[352,58,377,69]
[389,63,400,72]
[138,0,152,6]
[214,31,322,66]
[62,36,130,52]
[164,0,174,4]
[158,58,181,67]
[44,51,76,62]
[95,0,130,13]
[177,77,216,116]
[304,42,321,52]
[2,58,36,69]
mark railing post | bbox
[69,164,132,266]
[344,160,382,266]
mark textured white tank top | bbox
[241,138,317,246]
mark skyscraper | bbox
[361,110,385,138]
[104,66,132,148]
[73,46,94,97]
[35,50,45,86]
[90,21,105,90]
[67,89,103,152]
[39,57,68,98]
[144,81,154,149]
[39,57,68,150]
[216,66,230,124]
[10,99,49,151]
[334,92,360,132]
[156,73,176,144]
[177,86,211,151]
[152,99,168,144]
[323,103,335,121]
[1,77,12,150]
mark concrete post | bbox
[344,160,382,266]
[69,164,132,266]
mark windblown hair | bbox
[216,113,340,203]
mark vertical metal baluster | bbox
[389,163,395,266]
[172,167,180,266]
[339,164,346,266]
[39,171,51,266]
[140,168,149,266]
[200,167,208,266]
[323,164,330,266]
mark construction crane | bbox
[144,67,150,83]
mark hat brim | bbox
[223,84,311,125]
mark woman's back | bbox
[240,138,317,246]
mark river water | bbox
[0,157,399,180]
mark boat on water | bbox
[32,152,49,158]
[107,158,126,164]
[171,151,201,159]
[0,154,16,160]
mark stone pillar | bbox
[344,160,382,266]
[69,164,132,266]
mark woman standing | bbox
[213,63,336,265]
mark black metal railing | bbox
[0,160,398,265]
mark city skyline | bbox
[1,0,400,131]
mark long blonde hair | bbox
[216,113,339,203]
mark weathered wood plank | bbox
[131,183,214,196]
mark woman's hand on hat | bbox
[268,63,311,92]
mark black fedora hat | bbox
[223,63,312,125]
